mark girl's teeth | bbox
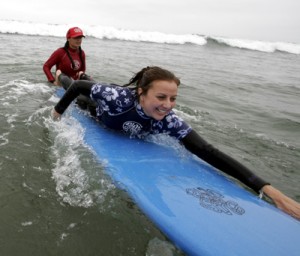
[158,109,167,113]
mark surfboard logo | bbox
[186,187,245,215]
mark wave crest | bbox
[208,36,300,54]
[1,19,299,54]
[0,19,206,45]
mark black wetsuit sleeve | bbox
[54,80,96,114]
[181,130,269,193]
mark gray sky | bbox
[1,0,300,43]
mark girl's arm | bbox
[181,130,300,219]
[181,130,268,193]
[54,79,95,115]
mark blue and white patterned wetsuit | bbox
[90,83,192,139]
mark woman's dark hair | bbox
[63,41,85,70]
[123,66,180,96]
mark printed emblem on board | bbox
[186,187,245,215]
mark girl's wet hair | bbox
[123,66,180,95]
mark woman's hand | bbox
[262,185,300,220]
[51,109,61,121]
[53,70,62,86]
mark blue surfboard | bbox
[55,88,300,256]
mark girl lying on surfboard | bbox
[52,66,300,220]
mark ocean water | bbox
[0,20,300,255]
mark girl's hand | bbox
[51,109,61,121]
[262,185,300,220]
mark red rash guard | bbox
[43,47,86,82]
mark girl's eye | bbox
[156,96,177,102]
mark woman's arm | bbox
[43,49,62,83]
[181,130,300,219]
[54,79,95,115]
[181,130,268,193]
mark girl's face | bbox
[138,80,178,121]
[68,36,83,49]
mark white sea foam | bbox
[0,80,52,101]
[0,19,206,46]
[44,100,115,209]
[0,132,9,146]
[21,221,33,226]
[210,36,300,54]
[1,19,299,54]
[3,81,116,210]
[46,113,95,207]
[146,237,178,256]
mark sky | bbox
[1,0,300,43]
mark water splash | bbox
[44,106,115,209]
